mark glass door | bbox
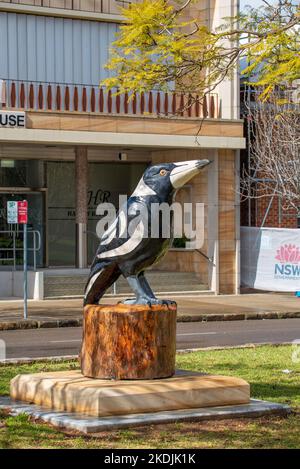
[0,190,46,269]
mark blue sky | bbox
[240,0,267,10]
[239,0,272,75]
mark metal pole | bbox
[33,231,36,271]
[13,230,16,271]
[246,31,252,227]
[23,223,28,320]
[247,84,251,227]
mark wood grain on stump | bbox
[80,303,177,380]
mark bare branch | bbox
[241,89,300,213]
[174,0,193,14]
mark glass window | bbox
[47,162,76,266]
[0,160,44,188]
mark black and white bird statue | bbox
[84,159,211,306]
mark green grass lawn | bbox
[0,345,299,449]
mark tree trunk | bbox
[80,303,177,380]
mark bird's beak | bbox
[170,159,211,189]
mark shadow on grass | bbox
[250,382,300,405]
[113,414,300,449]
[177,361,296,373]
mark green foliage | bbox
[103,0,300,101]
[103,0,228,94]
[228,2,300,99]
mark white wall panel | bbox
[36,17,46,81]
[0,13,8,78]
[27,14,37,80]
[54,18,64,83]
[45,17,55,83]
[0,12,118,85]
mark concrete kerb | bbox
[0,318,83,331]
[0,311,300,331]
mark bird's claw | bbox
[121,297,176,307]
[161,299,177,306]
[119,298,136,305]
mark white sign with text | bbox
[241,227,300,292]
[0,111,26,128]
[7,201,18,224]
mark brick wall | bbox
[240,149,298,229]
[255,196,298,229]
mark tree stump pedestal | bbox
[80,303,177,380]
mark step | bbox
[44,271,209,299]
[45,291,215,300]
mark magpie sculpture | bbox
[84,159,211,306]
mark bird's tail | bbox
[83,261,121,306]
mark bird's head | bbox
[136,160,211,200]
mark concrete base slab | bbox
[10,370,250,417]
[0,396,290,434]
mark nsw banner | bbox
[241,227,300,292]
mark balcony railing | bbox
[0,0,138,15]
[1,79,219,118]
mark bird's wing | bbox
[94,198,148,261]
[84,262,121,305]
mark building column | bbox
[211,0,240,120]
[235,150,241,294]
[75,146,88,269]
[218,149,237,294]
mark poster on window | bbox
[241,227,300,292]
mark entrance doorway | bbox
[0,190,46,269]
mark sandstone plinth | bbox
[10,370,250,418]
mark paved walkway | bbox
[0,293,299,330]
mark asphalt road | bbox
[0,318,299,360]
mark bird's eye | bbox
[160,169,167,176]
